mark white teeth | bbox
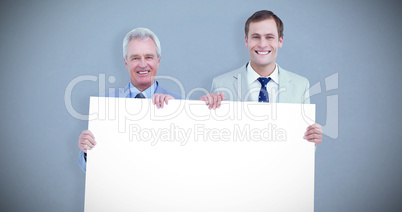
[257,51,269,55]
[138,71,148,74]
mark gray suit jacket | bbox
[211,63,310,104]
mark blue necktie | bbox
[257,77,271,102]
[135,93,146,98]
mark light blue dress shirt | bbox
[129,81,158,98]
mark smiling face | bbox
[124,38,160,92]
[245,18,283,76]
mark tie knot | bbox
[135,93,146,98]
[257,77,271,87]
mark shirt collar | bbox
[129,81,158,98]
[246,62,279,85]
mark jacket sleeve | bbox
[303,80,311,104]
[78,150,87,172]
[210,78,219,93]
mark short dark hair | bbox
[245,10,284,39]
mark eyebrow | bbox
[129,53,156,58]
[251,33,276,37]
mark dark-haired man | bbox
[200,10,322,145]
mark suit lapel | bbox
[232,64,249,101]
[232,63,295,102]
[278,66,294,103]
[155,83,166,94]
[119,84,131,98]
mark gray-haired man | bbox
[78,27,181,172]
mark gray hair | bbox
[122,27,161,59]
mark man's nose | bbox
[139,58,147,68]
[258,38,268,47]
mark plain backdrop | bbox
[0,0,401,211]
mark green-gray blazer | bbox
[211,63,310,104]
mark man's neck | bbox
[137,87,147,92]
[250,62,276,77]
[129,81,157,99]
[132,82,153,92]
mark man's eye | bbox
[252,36,259,39]
[132,57,138,61]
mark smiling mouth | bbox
[255,51,271,55]
[137,71,150,74]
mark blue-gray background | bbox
[1,0,401,211]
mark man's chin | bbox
[131,79,153,89]
[250,60,273,67]
[139,80,154,87]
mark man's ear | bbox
[245,35,248,48]
[278,36,284,48]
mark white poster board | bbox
[85,97,315,212]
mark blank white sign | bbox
[85,97,315,212]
